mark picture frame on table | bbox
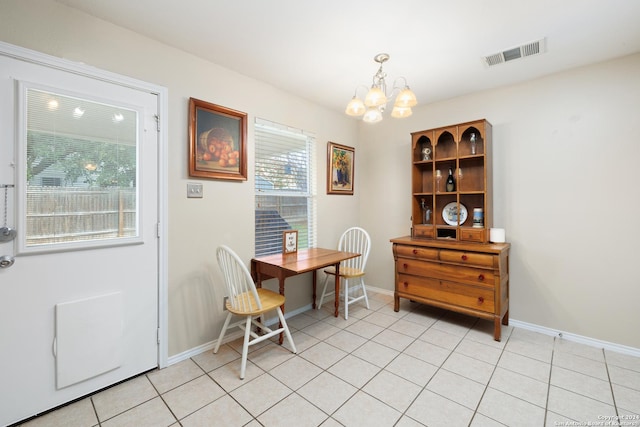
[282,230,298,254]
[327,142,354,195]
[188,97,247,181]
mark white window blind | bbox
[21,85,140,250]
[254,118,316,256]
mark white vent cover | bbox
[484,38,546,67]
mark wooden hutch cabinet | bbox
[391,119,510,341]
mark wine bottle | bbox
[446,167,456,192]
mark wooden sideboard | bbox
[391,236,510,341]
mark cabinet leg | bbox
[493,317,501,342]
[502,310,509,326]
[394,294,399,312]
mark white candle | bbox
[489,228,506,243]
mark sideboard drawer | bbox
[459,228,485,243]
[394,245,439,261]
[438,250,494,267]
[397,274,495,313]
[396,259,495,287]
[413,225,435,239]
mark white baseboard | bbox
[167,303,314,366]
[509,318,640,358]
[168,289,640,366]
[365,284,394,297]
[366,284,640,357]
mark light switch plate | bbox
[187,182,203,198]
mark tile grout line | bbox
[300,303,421,424]
[467,320,510,426]
[544,338,557,426]
[337,309,431,425]
[268,300,441,425]
[602,347,621,420]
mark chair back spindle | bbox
[339,227,371,271]
[216,245,261,312]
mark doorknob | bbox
[0,255,14,268]
[0,226,17,242]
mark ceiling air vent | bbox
[483,38,546,67]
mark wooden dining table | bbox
[251,247,360,343]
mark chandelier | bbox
[345,53,417,124]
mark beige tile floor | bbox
[16,292,640,427]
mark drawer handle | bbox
[461,254,468,261]
[403,282,409,287]
[413,249,418,255]
[478,274,485,281]
[403,263,409,270]
[478,296,484,304]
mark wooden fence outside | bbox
[26,187,137,245]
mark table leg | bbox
[334,262,340,317]
[312,269,317,309]
[253,262,263,336]
[251,259,260,288]
[278,276,285,344]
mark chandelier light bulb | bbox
[363,107,383,124]
[391,106,413,118]
[345,96,366,116]
[364,86,387,107]
[394,87,417,108]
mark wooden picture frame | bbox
[188,97,247,181]
[327,142,354,195]
[282,230,298,254]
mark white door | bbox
[0,47,160,426]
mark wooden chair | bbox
[317,227,371,319]
[213,245,296,379]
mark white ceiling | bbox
[56,0,640,116]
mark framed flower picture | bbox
[327,142,354,195]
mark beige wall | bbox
[360,53,640,349]
[1,0,638,356]
[0,0,360,357]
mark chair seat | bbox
[226,288,286,316]
[323,266,365,278]
[317,227,371,320]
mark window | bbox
[254,119,316,256]
[18,84,141,252]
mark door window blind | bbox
[21,85,140,251]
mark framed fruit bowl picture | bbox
[188,97,247,181]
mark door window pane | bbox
[21,87,139,250]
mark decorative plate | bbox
[442,202,468,226]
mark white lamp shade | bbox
[391,106,412,118]
[394,87,417,108]
[345,97,366,116]
[363,107,383,123]
[364,86,387,107]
